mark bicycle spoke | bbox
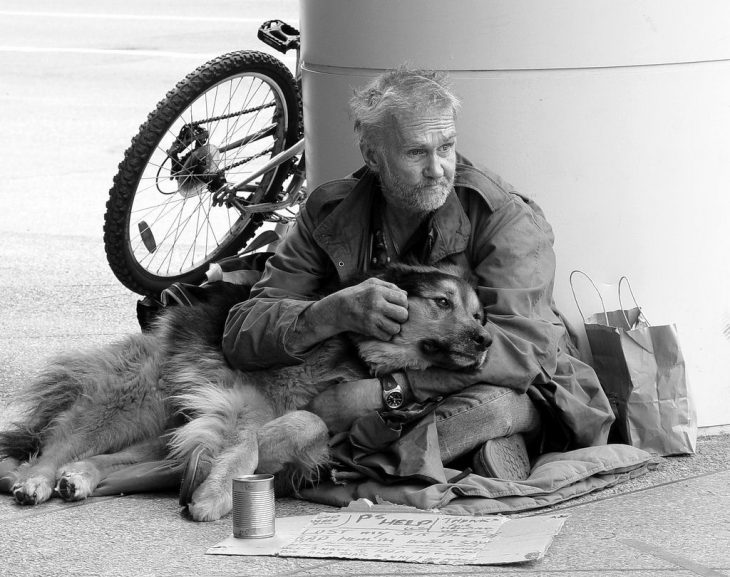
[140,194,210,274]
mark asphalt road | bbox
[0,1,297,408]
[0,0,298,238]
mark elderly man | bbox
[222,67,613,480]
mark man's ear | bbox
[360,141,381,173]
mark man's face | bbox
[375,107,457,214]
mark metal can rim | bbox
[233,474,274,484]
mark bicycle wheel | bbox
[104,50,301,297]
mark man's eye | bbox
[439,143,454,152]
[434,297,451,309]
[407,149,425,157]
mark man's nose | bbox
[423,152,445,179]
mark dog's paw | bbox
[187,483,232,522]
[55,474,93,501]
[56,463,101,501]
[11,477,55,505]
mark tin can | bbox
[232,474,275,538]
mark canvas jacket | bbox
[223,161,614,451]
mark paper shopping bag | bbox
[570,272,697,456]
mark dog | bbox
[0,264,491,521]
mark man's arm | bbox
[222,201,330,370]
[287,278,408,355]
[222,202,408,370]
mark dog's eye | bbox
[434,297,451,309]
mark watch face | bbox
[385,391,404,409]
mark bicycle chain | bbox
[182,102,279,174]
[223,145,274,172]
[189,101,275,127]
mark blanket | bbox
[300,443,658,515]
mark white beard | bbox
[380,169,453,214]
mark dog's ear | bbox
[378,263,433,293]
[373,261,479,292]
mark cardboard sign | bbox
[208,510,567,565]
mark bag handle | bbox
[569,270,608,324]
[618,276,651,326]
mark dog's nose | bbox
[471,329,492,350]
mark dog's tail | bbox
[0,354,86,460]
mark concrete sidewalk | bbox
[1,235,729,577]
[0,434,728,576]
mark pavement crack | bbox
[620,538,728,576]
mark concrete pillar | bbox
[300,0,730,427]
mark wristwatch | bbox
[380,372,408,410]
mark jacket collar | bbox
[313,167,471,279]
[427,177,472,263]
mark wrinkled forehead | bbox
[387,107,457,145]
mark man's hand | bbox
[323,278,408,340]
[287,278,408,355]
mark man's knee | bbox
[432,384,541,463]
[434,384,520,431]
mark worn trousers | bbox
[433,384,542,464]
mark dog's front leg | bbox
[188,430,258,522]
[56,437,168,501]
[256,411,330,479]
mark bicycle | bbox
[103,20,305,297]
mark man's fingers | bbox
[384,288,408,308]
[374,317,402,340]
[382,301,409,323]
[342,278,409,339]
[368,278,408,303]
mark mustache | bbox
[415,177,452,191]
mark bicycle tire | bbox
[104,50,301,297]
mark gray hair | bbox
[350,66,461,148]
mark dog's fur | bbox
[0,264,490,521]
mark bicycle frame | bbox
[217,20,306,224]
[212,138,305,217]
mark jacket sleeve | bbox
[406,191,564,401]
[222,202,333,370]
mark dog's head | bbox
[353,264,492,375]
